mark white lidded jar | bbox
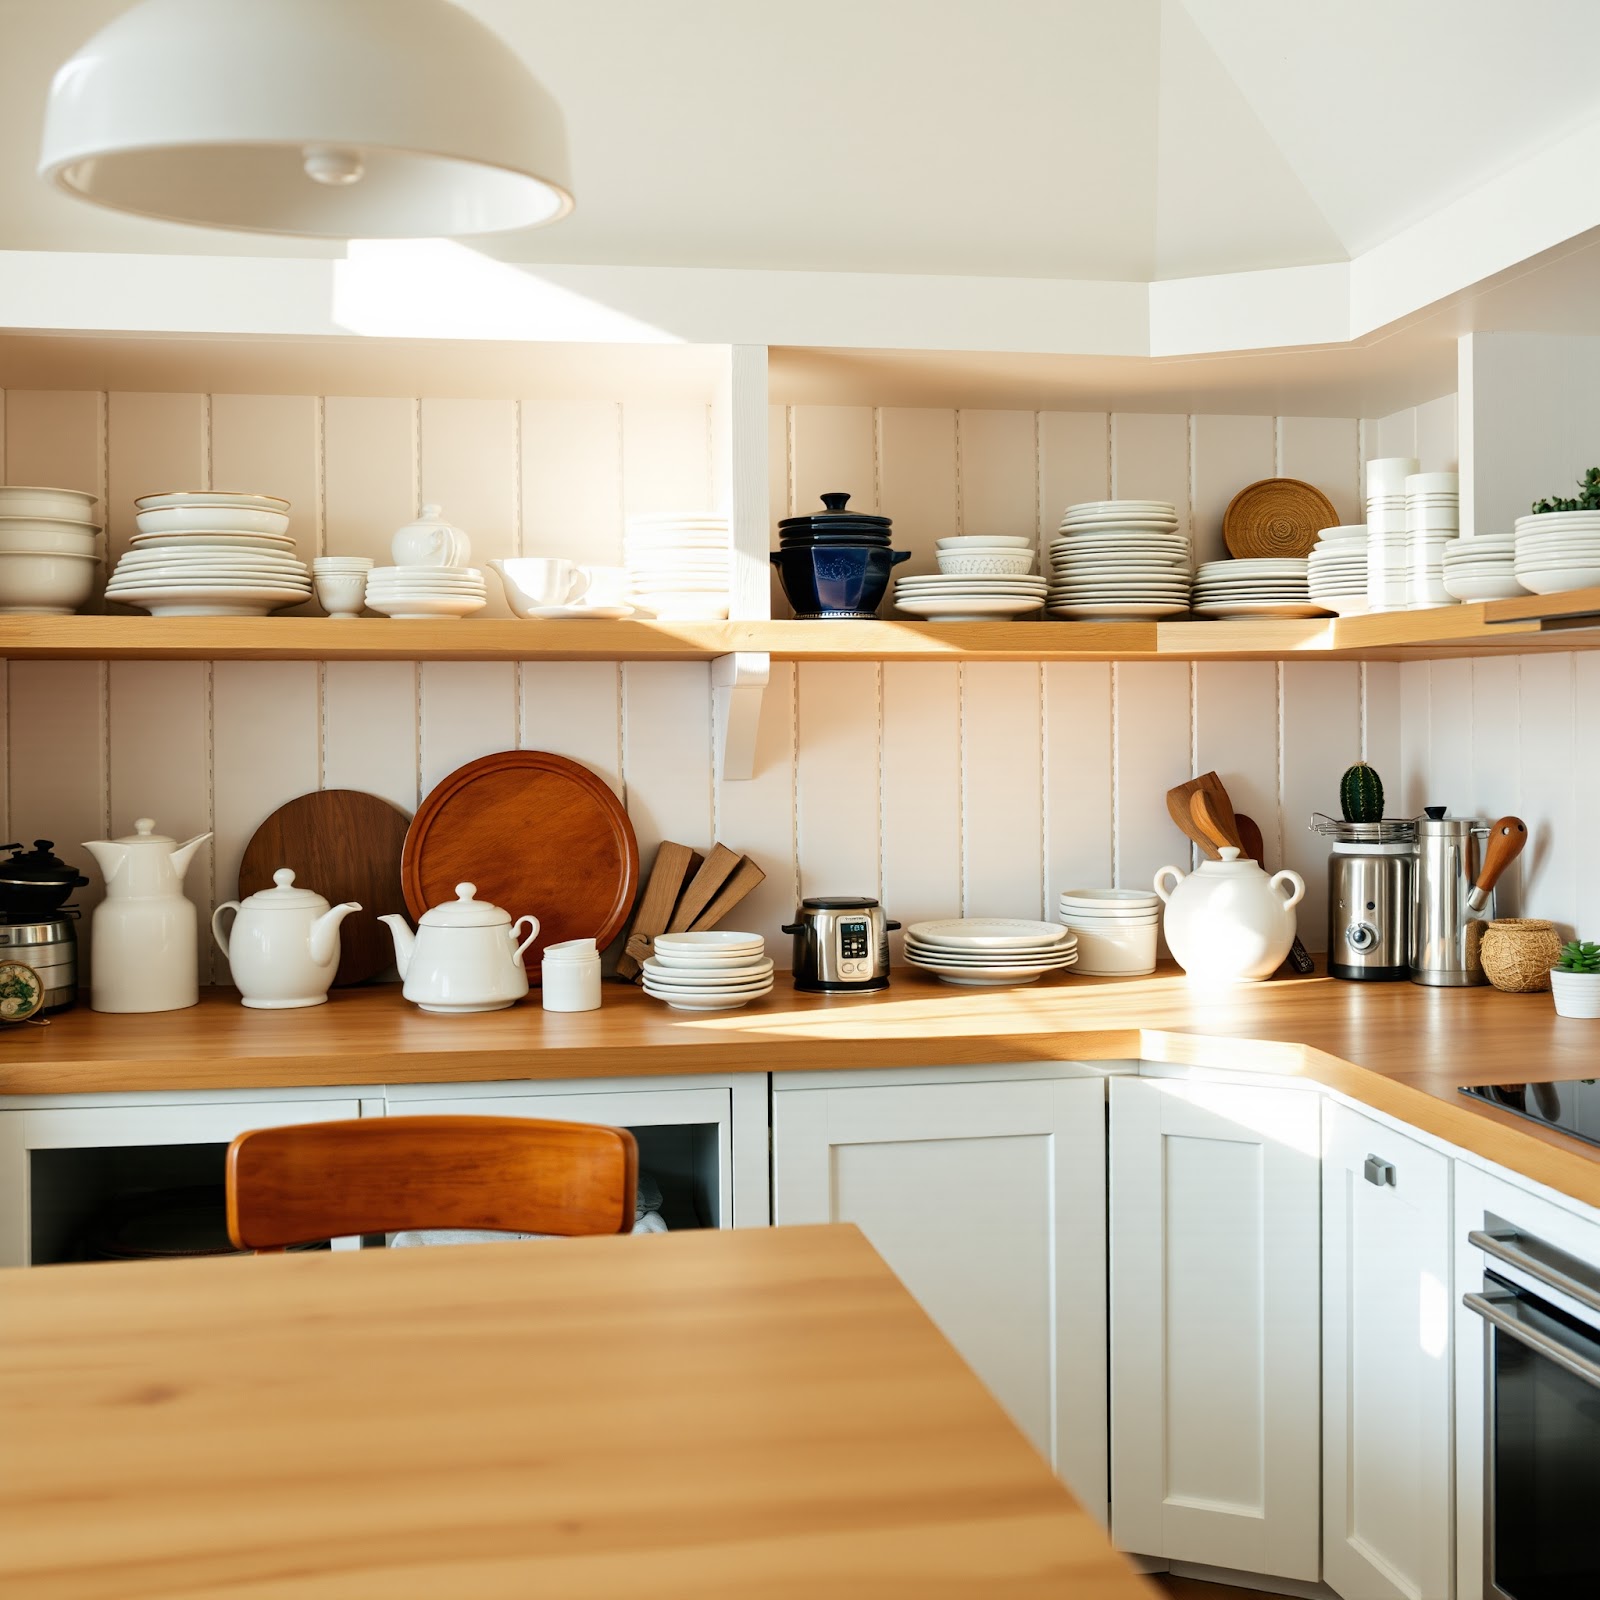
[1154,847,1306,984]
[541,937,601,1013]
[211,868,361,1009]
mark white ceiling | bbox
[2,0,1599,285]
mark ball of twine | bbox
[1223,478,1339,559]
[1481,918,1563,993]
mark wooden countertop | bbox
[5,966,1598,1212]
[0,1223,1152,1599]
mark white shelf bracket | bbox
[712,651,770,782]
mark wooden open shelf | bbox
[1,593,1597,664]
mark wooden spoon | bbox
[1190,788,1242,855]
[1467,816,1528,913]
[1167,772,1240,859]
[1235,811,1316,976]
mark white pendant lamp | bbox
[38,0,573,238]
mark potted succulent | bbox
[1550,940,1600,1018]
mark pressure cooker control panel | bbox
[836,919,872,960]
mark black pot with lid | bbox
[0,840,89,920]
[778,492,893,545]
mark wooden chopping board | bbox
[402,751,639,982]
[238,790,413,987]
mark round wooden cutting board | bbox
[401,751,639,981]
[238,790,413,987]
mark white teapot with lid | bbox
[379,883,538,1013]
[211,869,361,1009]
[391,503,471,568]
[1154,848,1305,984]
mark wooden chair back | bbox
[226,1115,639,1251]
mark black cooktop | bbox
[1460,1080,1600,1151]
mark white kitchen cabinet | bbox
[771,1068,1110,1523]
[1109,1075,1321,1581]
[1323,1102,1452,1600]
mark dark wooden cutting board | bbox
[402,751,639,982]
[238,789,413,987]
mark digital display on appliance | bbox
[839,920,870,959]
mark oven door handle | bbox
[1464,1288,1600,1391]
[1470,1226,1600,1316]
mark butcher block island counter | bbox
[4,965,1598,1209]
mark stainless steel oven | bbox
[1465,1224,1600,1599]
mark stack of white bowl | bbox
[1442,536,1523,601]
[1512,512,1600,594]
[902,918,1077,987]
[0,485,103,614]
[108,492,311,616]
[1192,558,1324,617]
[895,536,1046,619]
[312,556,375,618]
[1306,525,1369,615]
[1406,472,1458,609]
[1047,500,1191,619]
[625,514,731,621]
[639,931,773,1011]
[1365,456,1418,612]
[1056,889,1160,976]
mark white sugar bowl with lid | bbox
[391,503,471,568]
[379,883,538,1013]
[1154,848,1305,984]
[211,869,361,1009]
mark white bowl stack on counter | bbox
[0,484,103,614]
[365,504,486,619]
[312,556,374,618]
[1047,500,1191,619]
[1191,558,1323,618]
[108,492,311,616]
[902,918,1077,986]
[1442,535,1524,601]
[640,931,773,1011]
[1512,511,1600,594]
[1365,455,1417,611]
[1306,525,1370,615]
[1056,889,1160,976]
[1406,472,1458,608]
[893,535,1047,619]
[625,514,732,621]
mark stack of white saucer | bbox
[640,931,773,1011]
[1191,558,1324,617]
[1366,456,1418,611]
[364,564,487,618]
[1047,500,1191,619]
[1057,889,1160,976]
[1513,512,1600,594]
[1442,536,1523,601]
[1306,526,1369,615]
[1406,472,1458,608]
[626,514,732,621]
[902,918,1077,986]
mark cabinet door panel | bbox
[773,1076,1108,1523]
[1110,1076,1321,1580]
[1324,1103,1452,1600]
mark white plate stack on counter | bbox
[626,514,732,621]
[1191,558,1324,618]
[1056,889,1160,976]
[1365,456,1417,611]
[365,504,486,619]
[1306,525,1370,615]
[902,918,1077,986]
[1046,500,1192,619]
[108,492,311,616]
[1406,472,1458,608]
[894,536,1047,619]
[640,931,773,1011]
[1512,511,1600,594]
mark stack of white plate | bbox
[1406,472,1458,608]
[1307,526,1369,615]
[1442,536,1524,602]
[1191,559,1326,618]
[640,931,773,1011]
[1047,500,1190,619]
[625,514,731,621]
[110,492,310,615]
[0,484,104,614]
[892,570,1047,620]
[902,918,1077,986]
[1366,458,1418,612]
[1513,512,1600,594]
[365,565,487,618]
[1057,889,1160,976]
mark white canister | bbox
[542,939,601,1012]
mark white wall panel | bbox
[106,393,205,565]
[323,396,415,566]
[519,660,622,794]
[1043,662,1113,897]
[795,662,881,900]
[3,390,102,502]
[1362,661,1402,783]
[1426,659,1474,817]
[959,410,1035,537]
[622,661,714,869]
[1191,415,1274,568]
[789,405,875,518]
[1280,663,1361,951]
[1517,653,1577,935]
[1399,660,1430,817]
[962,662,1044,918]
[1114,662,1192,893]
[621,403,711,518]
[419,398,517,618]
[1575,654,1600,937]
[1038,411,1110,537]
[1413,394,1458,472]
[520,400,622,563]
[1109,413,1190,533]
[878,407,956,576]
[418,662,518,796]
[1193,662,1280,863]
[1471,656,1524,911]
[1277,416,1360,527]
[321,661,418,814]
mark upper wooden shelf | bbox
[0,594,1596,664]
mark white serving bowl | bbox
[0,549,99,613]
[1514,567,1600,593]
[365,592,486,618]
[0,485,100,523]
[937,551,1034,576]
[135,506,291,537]
[315,573,367,618]
[1058,888,1159,909]
[1064,920,1158,976]
[935,535,1033,551]
[1442,571,1527,601]
[135,490,289,512]
[0,520,101,555]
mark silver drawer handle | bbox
[1470,1227,1600,1317]
[1364,1154,1396,1187]
[1464,1289,1600,1392]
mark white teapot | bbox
[1154,848,1305,984]
[212,869,361,1009]
[379,883,538,1013]
[391,503,471,568]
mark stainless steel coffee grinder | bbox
[1410,808,1527,987]
[1314,815,1416,981]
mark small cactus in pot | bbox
[1339,761,1384,823]
[1551,939,1600,1017]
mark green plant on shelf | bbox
[1556,940,1600,974]
[1531,468,1600,514]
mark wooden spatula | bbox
[1190,788,1242,855]
[1168,771,1242,860]
[1235,811,1316,975]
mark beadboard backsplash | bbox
[0,384,1471,981]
